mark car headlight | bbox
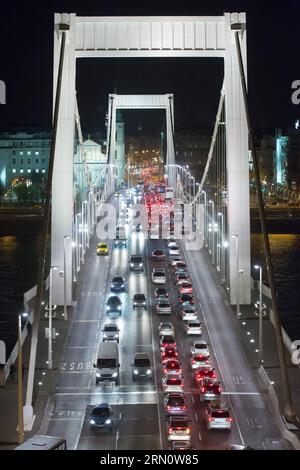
[134,302,137,305]
[112,372,118,378]
[103,334,108,339]
[96,373,100,377]
[90,419,95,424]
[121,284,125,287]
[117,306,121,310]
[139,263,143,267]
[146,369,152,375]
[114,334,119,339]
[134,370,139,374]
[143,302,146,305]
[130,263,134,267]
[105,419,111,425]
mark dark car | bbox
[133,293,147,309]
[179,293,194,305]
[90,403,113,431]
[110,276,125,292]
[106,296,122,315]
[155,288,169,300]
[131,352,152,380]
[152,249,165,260]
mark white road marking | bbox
[74,320,99,323]
[198,431,202,441]
[191,395,195,404]
[67,346,96,349]
[115,430,120,450]
[221,392,260,395]
[194,413,198,422]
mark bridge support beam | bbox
[51,13,76,305]
[225,13,251,305]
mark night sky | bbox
[0,0,299,136]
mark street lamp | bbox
[81,201,87,262]
[217,212,224,272]
[202,190,207,247]
[63,235,71,321]
[209,200,215,264]
[48,266,58,369]
[17,314,24,444]
[222,240,229,285]
[254,265,265,365]
[232,234,241,318]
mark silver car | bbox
[156,300,172,315]
[102,323,120,343]
[158,322,175,337]
[190,340,209,356]
[179,305,198,321]
[184,320,202,335]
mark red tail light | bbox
[167,405,171,410]
[218,387,221,393]
[192,359,195,364]
[208,417,215,422]
[201,387,205,393]
[226,417,232,422]
[168,428,173,434]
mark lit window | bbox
[20,169,24,173]
[27,151,31,155]
[28,169,31,173]
[42,169,46,173]
[12,169,16,173]
[35,169,39,173]
[35,151,39,155]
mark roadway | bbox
[39,188,291,450]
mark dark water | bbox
[0,232,40,359]
[0,230,299,360]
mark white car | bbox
[156,300,172,315]
[169,248,180,257]
[167,416,191,441]
[152,268,166,284]
[179,305,198,321]
[162,373,184,393]
[190,340,209,356]
[158,322,175,336]
[168,241,178,249]
[190,354,211,369]
[205,404,232,431]
[184,320,202,335]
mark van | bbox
[94,342,120,385]
[130,255,144,273]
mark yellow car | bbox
[97,242,108,255]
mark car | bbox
[168,241,178,249]
[179,293,194,305]
[199,378,222,401]
[169,441,193,450]
[106,296,122,315]
[161,347,178,364]
[190,354,211,370]
[228,444,254,450]
[162,373,184,393]
[190,340,209,356]
[172,261,187,270]
[110,276,125,292]
[174,267,189,277]
[184,320,202,335]
[170,256,182,266]
[133,293,147,309]
[179,305,198,321]
[169,247,180,257]
[152,268,166,284]
[114,238,126,248]
[178,282,193,294]
[205,404,232,430]
[152,249,165,260]
[155,288,169,300]
[156,300,172,315]
[167,416,191,441]
[163,359,182,375]
[175,272,190,284]
[97,242,109,255]
[90,403,113,431]
[158,322,175,337]
[164,393,187,416]
[194,367,217,383]
[102,323,120,343]
[160,335,176,350]
[131,352,152,380]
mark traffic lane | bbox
[181,241,288,448]
[148,236,240,450]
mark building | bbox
[0,130,51,192]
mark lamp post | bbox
[17,314,24,444]
[63,236,71,321]
[202,190,207,247]
[217,212,224,272]
[222,240,229,285]
[48,266,58,369]
[81,201,87,262]
[209,200,215,264]
[254,265,264,365]
[75,213,81,272]
[232,234,241,318]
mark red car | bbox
[194,368,217,383]
[163,360,182,375]
[178,282,193,294]
[160,335,177,350]
[162,347,178,364]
